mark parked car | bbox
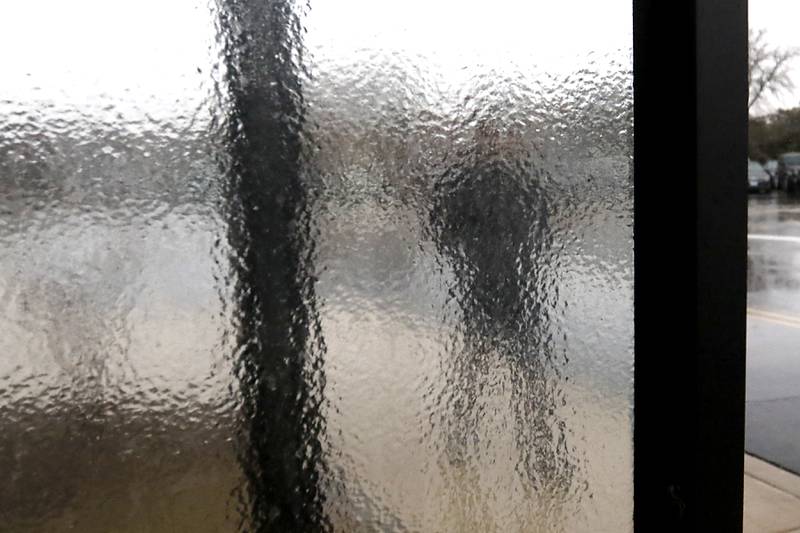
[764,159,779,188]
[777,152,800,192]
[748,160,771,193]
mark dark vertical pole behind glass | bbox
[218,1,325,531]
[634,0,747,530]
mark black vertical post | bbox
[634,0,748,530]
[219,1,325,531]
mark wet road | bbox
[747,192,800,474]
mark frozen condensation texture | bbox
[0,0,633,531]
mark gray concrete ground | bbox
[744,454,800,533]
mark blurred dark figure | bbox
[433,121,544,327]
[218,0,327,531]
[430,119,574,492]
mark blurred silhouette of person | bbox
[430,118,574,494]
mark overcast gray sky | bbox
[750,0,800,113]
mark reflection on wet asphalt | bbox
[747,192,800,474]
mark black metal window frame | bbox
[634,0,748,531]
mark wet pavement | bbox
[747,192,800,474]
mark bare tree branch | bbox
[749,28,800,111]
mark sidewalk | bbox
[744,454,800,532]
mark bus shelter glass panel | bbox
[0,0,633,531]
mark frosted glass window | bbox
[0,0,633,531]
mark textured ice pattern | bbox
[0,0,633,531]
